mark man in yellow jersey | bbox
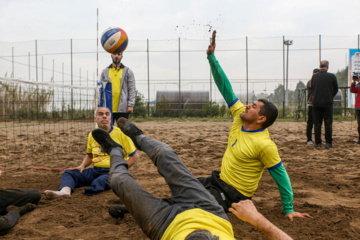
[198,31,311,221]
[99,52,136,124]
[44,107,138,199]
[91,118,293,240]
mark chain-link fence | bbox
[1,35,359,116]
[0,35,359,168]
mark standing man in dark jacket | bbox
[311,60,339,148]
[306,68,320,145]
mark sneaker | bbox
[6,203,36,215]
[314,143,322,148]
[91,129,123,155]
[108,205,129,219]
[44,190,70,200]
[117,118,144,150]
[324,143,334,149]
[307,141,314,145]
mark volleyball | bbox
[101,27,128,54]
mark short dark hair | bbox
[185,230,219,240]
[313,68,320,74]
[320,60,329,68]
[258,99,278,128]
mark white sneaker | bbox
[306,141,314,145]
[44,190,70,200]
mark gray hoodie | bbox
[99,63,136,113]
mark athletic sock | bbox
[60,188,71,195]
[44,188,71,200]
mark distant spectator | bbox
[311,60,339,149]
[350,74,360,144]
[306,68,320,145]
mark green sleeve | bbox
[207,53,237,106]
[268,164,294,215]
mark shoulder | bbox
[111,126,121,134]
[111,127,126,137]
[257,131,277,150]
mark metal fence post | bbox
[147,39,150,117]
[319,34,322,63]
[282,36,285,117]
[178,37,181,117]
[35,40,39,119]
[246,36,249,105]
[11,47,14,78]
[71,38,73,119]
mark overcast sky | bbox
[1,0,360,42]
[1,0,360,103]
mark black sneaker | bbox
[6,203,36,216]
[314,143,322,148]
[117,118,144,150]
[92,129,123,155]
[108,205,129,219]
[324,143,334,149]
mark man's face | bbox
[95,108,111,130]
[240,101,264,123]
[111,52,123,65]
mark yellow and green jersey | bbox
[161,208,235,240]
[220,101,282,197]
[208,53,294,215]
[108,67,123,112]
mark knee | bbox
[155,146,175,158]
[62,169,79,178]
[63,169,74,175]
[29,190,41,204]
[109,172,123,188]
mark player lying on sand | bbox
[91,117,293,240]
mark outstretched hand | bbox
[228,200,259,224]
[285,211,312,221]
[206,30,216,56]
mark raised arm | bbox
[229,200,293,240]
[207,31,237,107]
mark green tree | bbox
[268,84,285,105]
[220,104,227,117]
[335,66,348,87]
[154,96,171,117]
[294,81,306,103]
[132,91,147,118]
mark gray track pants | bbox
[109,136,228,240]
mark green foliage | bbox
[0,82,94,121]
[153,96,172,117]
[335,66,348,87]
[132,91,147,118]
[268,84,285,106]
[220,104,227,117]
